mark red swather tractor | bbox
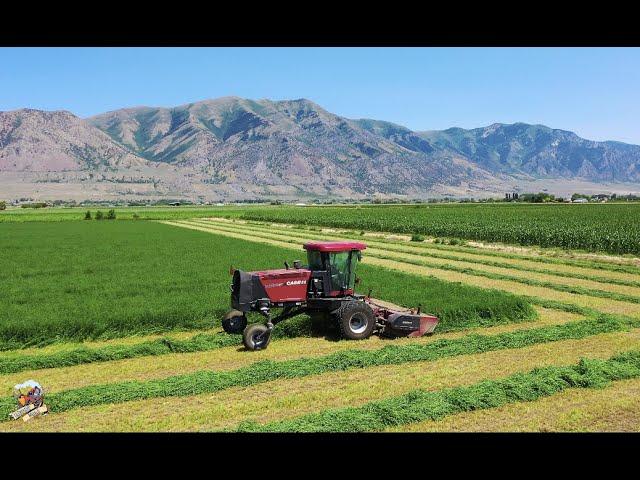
[223,241,439,350]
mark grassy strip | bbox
[0,316,313,375]
[0,221,306,349]
[196,219,640,284]
[368,251,640,306]
[182,220,640,306]
[0,313,635,420]
[0,299,567,377]
[201,218,640,275]
[522,298,597,317]
[211,221,640,288]
[393,376,640,432]
[237,348,640,432]
[0,206,244,223]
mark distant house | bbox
[295,203,307,206]
[572,198,588,203]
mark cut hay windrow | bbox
[0,302,576,390]
[0,314,635,420]
[0,301,574,378]
[178,220,640,306]
[169,221,640,318]
[521,299,597,317]
[193,219,640,289]
[208,216,640,276]
[368,252,640,305]
[236,348,640,432]
[0,308,580,399]
[393,376,640,432]
[0,316,313,375]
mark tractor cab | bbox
[303,241,366,297]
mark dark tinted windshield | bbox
[329,251,351,290]
[306,250,324,270]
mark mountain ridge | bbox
[1,97,639,200]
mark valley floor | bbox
[2,217,640,431]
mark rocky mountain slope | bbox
[87,97,495,195]
[418,123,640,182]
[0,109,146,172]
[1,97,639,200]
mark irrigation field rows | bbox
[2,217,640,432]
[0,306,579,396]
[163,219,640,318]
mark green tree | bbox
[95,210,104,220]
[0,201,6,211]
[107,209,116,220]
[571,193,592,201]
[84,210,92,220]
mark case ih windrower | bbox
[223,241,439,351]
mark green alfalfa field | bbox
[1,203,640,432]
[0,220,535,348]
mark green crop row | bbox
[315,218,640,275]
[218,220,640,286]
[181,219,640,307]
[237,348,640,432]
[4,202,640,255]
[1,313,634,421]
[369,252,640,306]
[235,203,640,255]
[190,219,640,288]
[0,279,534,375]
[0,206,244,223]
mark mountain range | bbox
[1,97,639,201]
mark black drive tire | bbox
[308,311,330,332]
[243,324,272,351]
[222,310,248,334]
[334,301,376,340]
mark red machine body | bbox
[253,268,312,303]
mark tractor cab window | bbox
[348,250,360,288]
[306,250,324,271]
[329,251,351,291]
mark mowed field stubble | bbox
[1,202,640,432]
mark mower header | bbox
[303,241,367,252]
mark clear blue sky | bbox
[1,47,639,143]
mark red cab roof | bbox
[303,241,367,252]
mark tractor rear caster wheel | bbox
[335,301,376,340]
[222,310,248,334]
[243,324,272,351]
